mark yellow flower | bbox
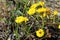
[38,1,44,6]
[30,3,39,8]
[24,17,29,22]
[30,1,44,8]
[36,29,44,37]
[36,8,47,13]
[15,16,28,23]
[58,25,60,29]
[53,10,58,16]
[27,8,36,15]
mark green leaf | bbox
[15,10,23,16]
[58,18,60,21]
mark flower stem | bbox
[15,24,19,40]
[42,15,44,29]
[53,16,55,23]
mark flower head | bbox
[58,25,60,29]
[15,16,28,23]
[36,29,44,37]
[24,17,29,22]
[36,8,47,13]
[53,10,58,16]
[27,8,36,15]
[30,3,38,8]
[38,1,44,6]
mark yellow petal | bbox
[58,25,60,29]
[36,8,47,13]
[27,8,36,15]
[53,10,58,16]
[38,1,44,6]
[36,29,44,37]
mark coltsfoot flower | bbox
[30,1,44,8]
[27,8,36,15]
[27,1,45,15]
[58,25,60,29]
[38,1,44,6]
[36,29,44,37]
[53,10,58,16]
[15,16,28,23]
[30,3,39,8]
[36,8,47,13]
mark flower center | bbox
[39,32,42,34]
